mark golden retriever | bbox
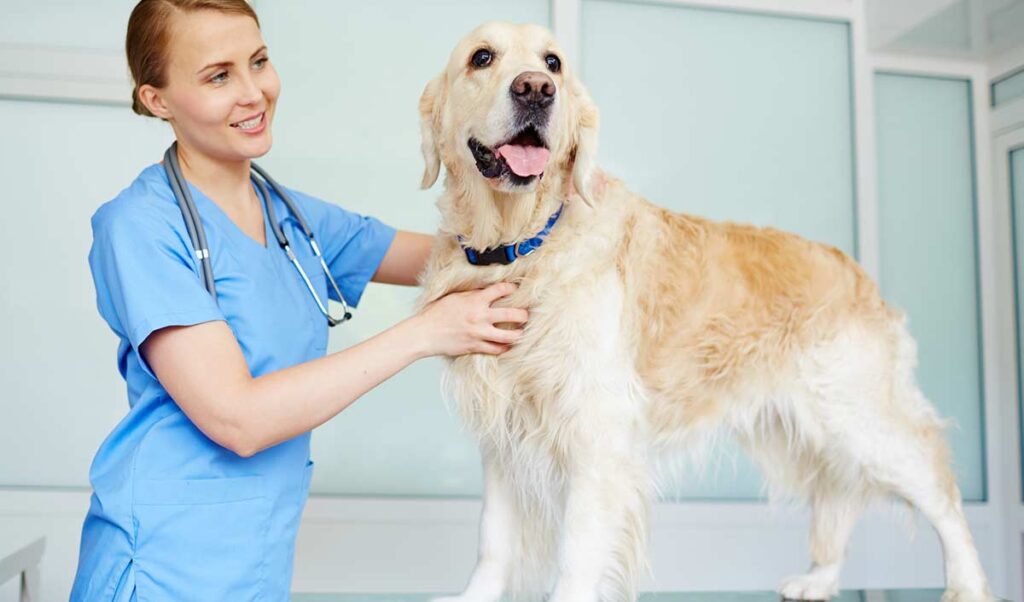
[414,21,994,602]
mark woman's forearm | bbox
[233,315,429,456]
[371,231,435,286]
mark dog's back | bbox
[616,184,894,438]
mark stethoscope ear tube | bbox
[164,142,217,298]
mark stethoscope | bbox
[163,142,352,326]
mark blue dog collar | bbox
[460,204,564,266]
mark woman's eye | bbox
[253,57,268,70]
[210,71,228,84]
[545,54,561,73]
[471,49,493,68]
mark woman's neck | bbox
[174,141,255,213]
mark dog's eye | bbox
[471,49,493,69]
[545,54,561,73]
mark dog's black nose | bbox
[511,71,556,110]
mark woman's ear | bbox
[568,76,599,207]
[138,84,173,121]
[418,74,445,190]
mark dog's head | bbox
[419,21,599,206]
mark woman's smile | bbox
[230,111,267,134]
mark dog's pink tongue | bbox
[496,145,550,177]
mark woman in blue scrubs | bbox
[70,1,527,600]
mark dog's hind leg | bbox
[867,325,993,601]
[779,485,866,601]
[864,411,994,602]
[434,458,518,602]
[809,384,993,599]
[776,320,994,601]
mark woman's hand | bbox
[410,282,529,358]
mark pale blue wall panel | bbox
[581,0,856,253]
[993,68,1024,107]
[1012,146,1024,500]
[875,73,985,501]
[581,0,855,500]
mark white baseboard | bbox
[295,495,1003,595]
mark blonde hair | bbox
[126,0,260,117]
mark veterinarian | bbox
[70,1,528,599]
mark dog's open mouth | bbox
[468,126,550,184]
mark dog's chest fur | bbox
[423,201,636,471]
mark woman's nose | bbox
[237,74,263,105]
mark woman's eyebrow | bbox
[196,46,268,75]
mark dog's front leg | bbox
[549,449,648,602]
[434,457,516,602]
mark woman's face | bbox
[148,10,280,163]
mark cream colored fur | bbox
[416,21,995,602]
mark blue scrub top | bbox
[71,163,396,601]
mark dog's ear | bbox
[568,76,599,207]
[418,74,445,190]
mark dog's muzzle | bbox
[465,71,557,186]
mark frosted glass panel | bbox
[582,1,855,252]
[581,1,855,500]
[0,100,174,487]
[875,74,985,501]
[1013,146,1024,500]
[254,0,551,496]
[993,68,1024,107]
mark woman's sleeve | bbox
[88,201,225,358]
[288,190,397,308]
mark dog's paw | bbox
[778,571,839,601]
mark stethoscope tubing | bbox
[161,141,352,325]
[164,143,216,295]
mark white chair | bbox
[0,537,45,602]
